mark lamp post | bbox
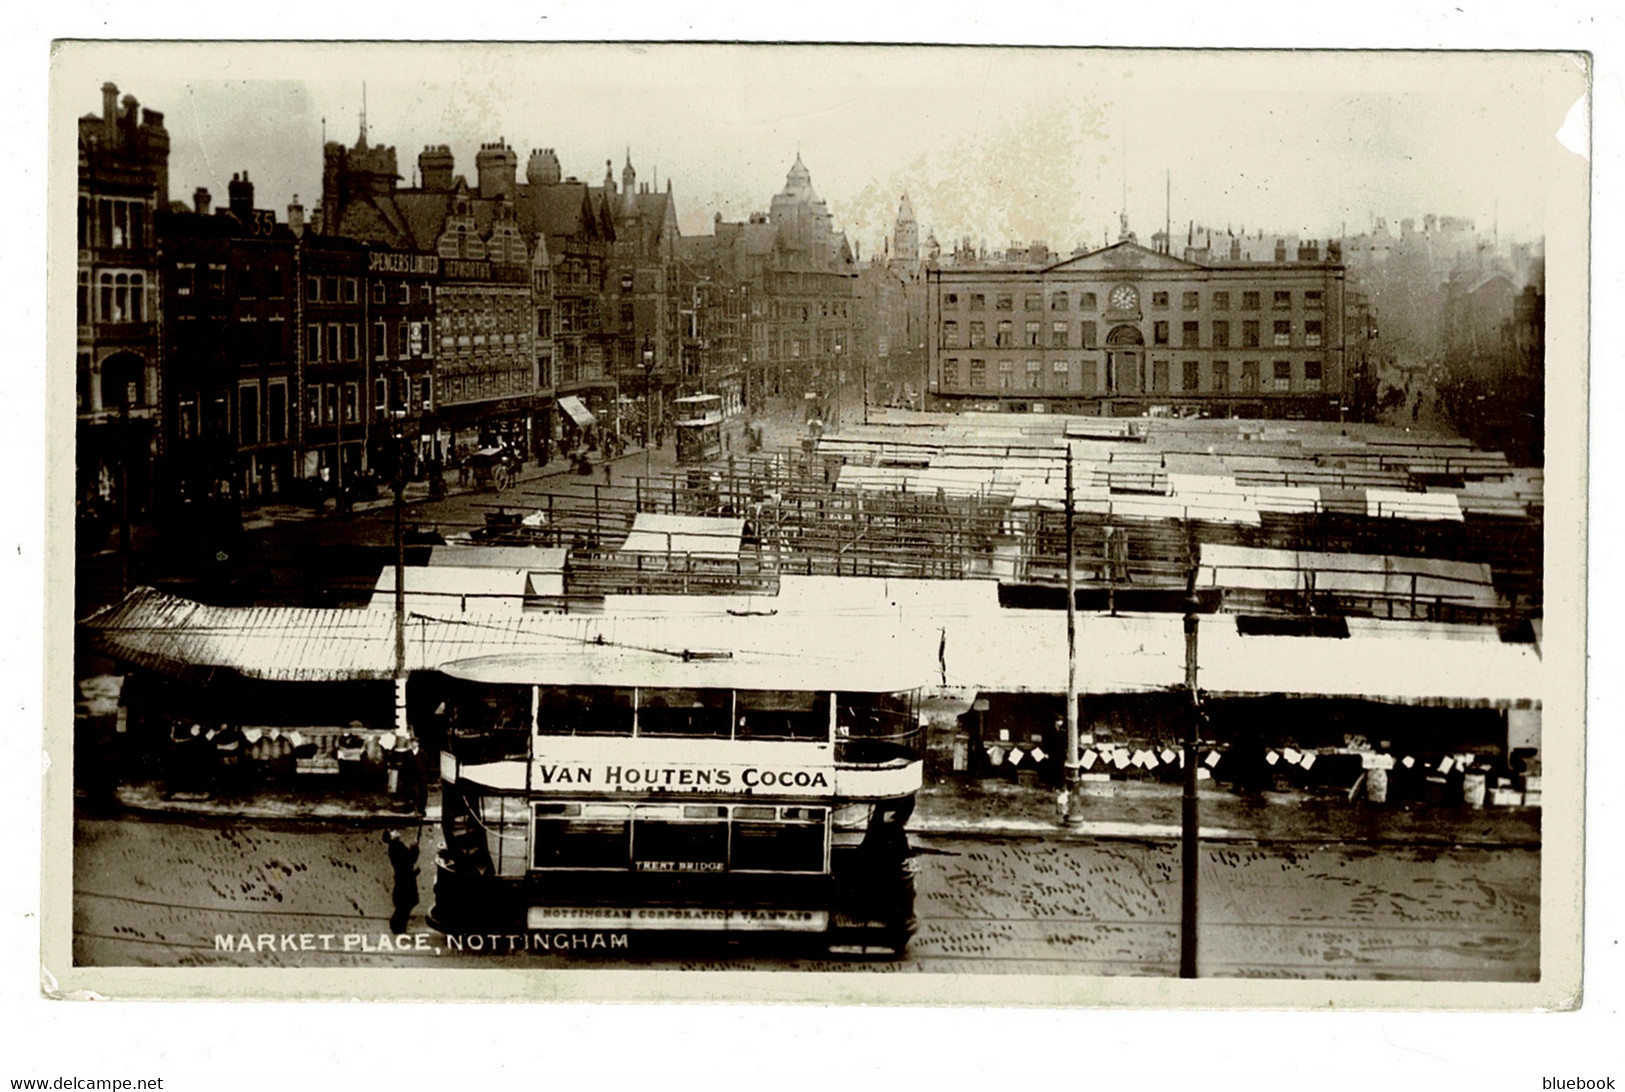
[642,336,654,482]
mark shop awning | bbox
[558,396,596,428]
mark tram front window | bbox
[735,689,826,742]
[446,683,531,763]
[537,686,635,736]
[638,688,731,738]
[730,806,826,872]
[837,691,919,764]
[533,803,631,869]
[632,805,728,873]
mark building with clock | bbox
[925,238,1351,420]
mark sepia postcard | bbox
[42,40,1590,1009]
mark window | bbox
[266,382,287,443]
[945,292,959,307]
[942,320,959,348]
[1273,290,1292,310]
[307,276,321,301]
[397,282,410,305]
[1153,321,1169,346]
[344,323,360,361]
[422,321,433,355]
[1213,291,1230,310]
[1024,294,1042,311]
[969,321,986,347]
[373,321,387,358]
[1242,320,1260,348]
[307,325,322,361]
[1050,293,1068,310]
[1152,361,1169,392]
[532,803,631,870]
[1079,292,1097,310]
[1273,360,1293,391]
[994,294,1013,312]
[970,293,985,311]
[1304,360,1323,391]
[1152,291,1169,308]
[1027,361,1042,389]
[374,377,388,416]
[999,360,1015,372]
[1025,321,1041,347]
[1305,290,1324,311]
[238,383,260,445]
[1182,291,1200,310]
[1212,361,1230,393]
[77,270,89,325]
[1051,321,1069,348]
[372,282,386,304]
[1242,291,1261,310]
[306,384,321,426]
[1213,320,1230,348]
[995,320,1013,347]
[97,271,146,323]
[322,324,338,363]
[942,358,960,386]
[1304,320,1323,347]
[969,359,986,388]
[1080,360,1097,394]
[323,276,339,302]
[1182,360,1200,391]
[1182,320,1200,348]
[344,277,359,304]
[1273,319,1292,347]
[398,322,409,358]
[343,382,359,424]
[1080,321,1098,348]
[1241,361,1259,392]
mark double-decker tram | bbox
[424,626,931,957]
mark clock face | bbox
[1110,284,1138,311]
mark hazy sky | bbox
[60,43,1583,256]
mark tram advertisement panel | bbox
[530,739,836,796]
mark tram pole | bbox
[1061,443,1082,826]
[1179,566,1202,977]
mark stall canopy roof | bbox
[619,513,744,559]
[80,585,1541,706]
[558,395,596,428]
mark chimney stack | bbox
[288,195,305,237]
[228,171,254,223]
[193,187,212,216]
[101,82,118,143]
[419,145,454,192]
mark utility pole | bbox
[1180,565,1202,977]
[1062,442,1081,825]
[391,368,409,741]
[118,398,131,595]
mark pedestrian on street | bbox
[384,829,420,935]
[604,461,613,489]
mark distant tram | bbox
[425,630,928,956]
[674,394,725,465]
